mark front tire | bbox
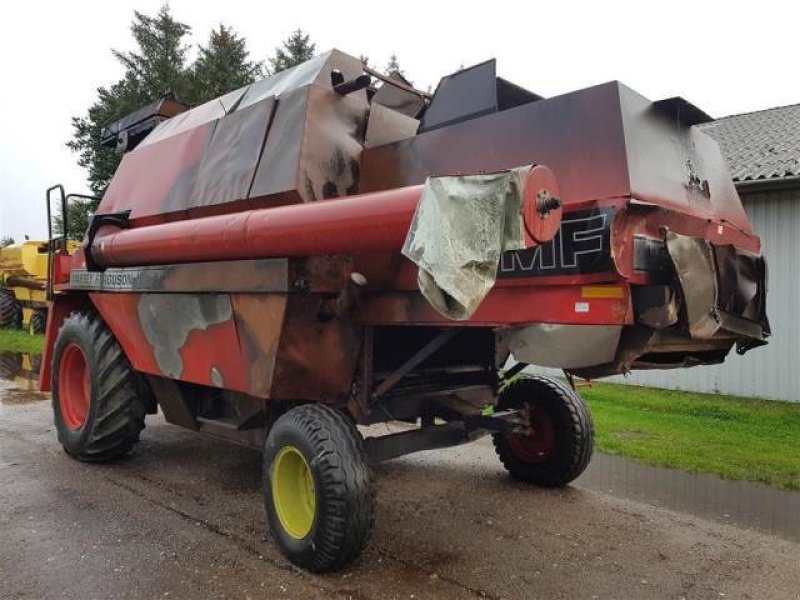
[493,375,593,487]
[52,311,150,461]
[263,404,375,572]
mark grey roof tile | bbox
[697,103,800,182]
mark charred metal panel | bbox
[231,294,288,398]
[419,60,499,133]
[371,73,426,119]
[270,294,362,402]
[365,103,419,148]
[632,285,679,329]
[361,81,631,206]
[98,50,368,223]
[247,86,308,202]
[192,98,276,207]
[666,232,719,339]
[139,87,247,148]
[99,123,214,220]
[619,85,752,233]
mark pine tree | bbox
[191,25,262,104]
[268,29,316,74]
[112,6,193,100]
[385,53,404,77]
[68,5,192,205]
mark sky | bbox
[1,0,799,242]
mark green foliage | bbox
[190,25,262,104]
[268,29,316,74]
[0,329,44,354]
[0,237,14,248]
[582,382,800,490]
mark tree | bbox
[0,237,14,248]
[68,5,192,204]
[191,25,262,104]
[112,6,193,101]
[268,29,316,74]
[385,53,404,77]
[67,6,261,239]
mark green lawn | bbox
[0,329,44,354]
[581,382,800,490]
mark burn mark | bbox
[137,294,234,378]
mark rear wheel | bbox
[52,311,150,461]
[263,404,375,572]
[493,375,593,487]
[0,291,22,329]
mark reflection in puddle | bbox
[0,351,47,404]
[577,453,800,542]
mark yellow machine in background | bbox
[0,240,77,334]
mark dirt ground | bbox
[1,395,798,600]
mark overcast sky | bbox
[2,0,799,241]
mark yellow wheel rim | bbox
[270,445,316,539]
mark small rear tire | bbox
[29,310,46,335]
[493,375,593,487]
[0,291,22,329]
[52,311,150,461]
[263,404,375,572]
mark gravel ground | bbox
[1,394,798,600]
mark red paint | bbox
[90,293,252,394]
[507,404,556,463]
[39,294,92,392]
[359,284,632,327]
[93,185,425,267]
[58,342,90,430]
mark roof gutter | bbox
[735,175,800,195]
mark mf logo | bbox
[499,208,614,277]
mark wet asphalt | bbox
[1,375,799,599]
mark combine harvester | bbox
[40,51,769,571]
[0,240,66,334]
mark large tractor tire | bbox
[493,375,593,487]
[0,290,22,329]
[29,310,46,335]
[263,404,375,572]
[52,311,150,461]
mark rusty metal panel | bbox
[192,98,276,208]
[249,85,368,201]
[231,294,288,397]
[619,84,752,233]
[270,294,362,402]
[247,86,309,202]
[99,123,214,220]
[365,103,419,148]
[139,86,248,148]
[361,81,631,206]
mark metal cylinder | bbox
[92,186,425,267]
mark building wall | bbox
[603,188,800,402]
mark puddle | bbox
[0,351,48,405]
[576,452,800,542]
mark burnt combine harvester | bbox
[41,50,769,571]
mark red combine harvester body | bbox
[41,50,769,571]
